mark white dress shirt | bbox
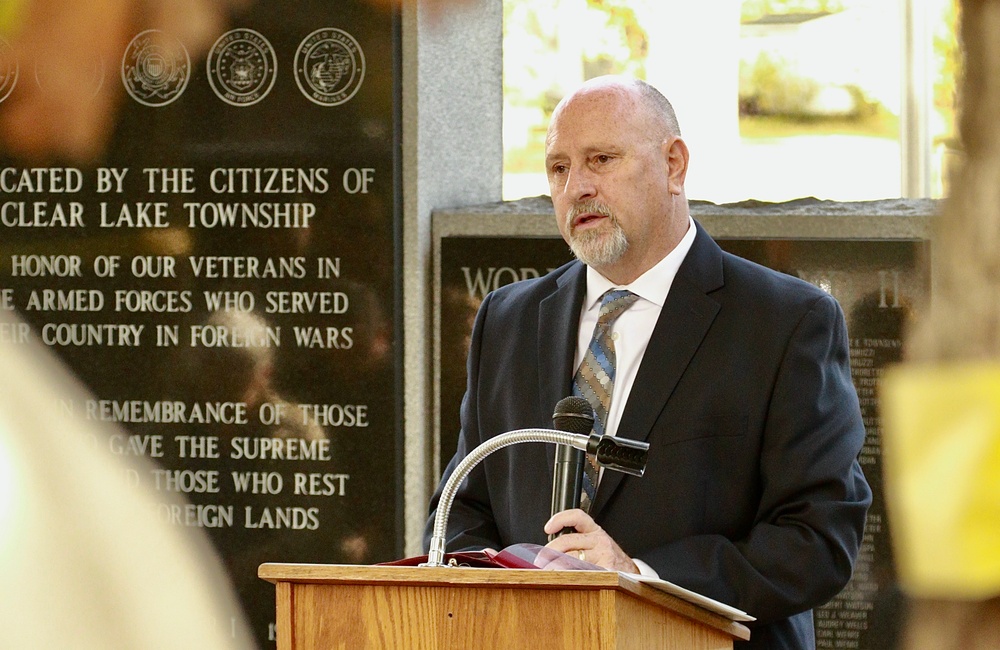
[573,217,696,578]
[574,217,697,439]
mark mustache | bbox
[565,200,614,229]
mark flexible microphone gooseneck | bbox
[549,396,595,540]
[422,399,649,567]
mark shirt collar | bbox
[584,216,697,311]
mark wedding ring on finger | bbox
[578,549,586,562]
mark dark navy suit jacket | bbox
[426,221,871,649]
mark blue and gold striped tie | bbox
[573,289,639,512]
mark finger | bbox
[544,531,587,555]
[536,550,582,571]
[543,508,598,535]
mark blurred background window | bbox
[502,0,960,203]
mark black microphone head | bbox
[552,396,595,435]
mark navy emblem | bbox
[294,28,365,106]
[121,30,190,107]
[207,28,277,106]
[0,38,18,104]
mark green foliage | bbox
[739,104,899,140]
[843,84,881,119]
[586,0,649,65]
[502,0,652,178]
[739,52,820,116]
[742,0,845,22]
[738,52,894,140]
[933,0,960,147]
[502,1,558,106]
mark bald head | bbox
[633,79,681,137]
[548,76,681,146]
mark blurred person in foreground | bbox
[880,1,1000,648]
[426,76,871,649]
[0,309,252,649]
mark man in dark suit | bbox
[425,76,871,649]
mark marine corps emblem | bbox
[207,28,277,106]
[121,30,190,107]
[0,38,18,104]
[294,28,365,107]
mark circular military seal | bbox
[120,30,190,107]
[36,55,105,99]
[0,38,18,104]
[207,28,277,106]
[294,28,365,106]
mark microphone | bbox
[422,405,650,567]
[549,396,594,540]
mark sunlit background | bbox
[502,0,958,204]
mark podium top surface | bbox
[259,563,751,641]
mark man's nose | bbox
[565,167,597,202]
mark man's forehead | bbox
[550,85,642,129]
[545,98,641,156]
[545,136,620,159]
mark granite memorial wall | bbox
[0,2,402,647]
[434,198,934,650]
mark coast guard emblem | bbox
[121,30,190,107]
[207,28,277,106]
[294,28,365,107]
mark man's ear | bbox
[663,136,689,196]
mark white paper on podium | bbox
[618,573,756,622]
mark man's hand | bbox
[543,509,639,574]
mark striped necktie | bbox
[573,289,639,511]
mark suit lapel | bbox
[538,262,587,474]
[592,222,725,516]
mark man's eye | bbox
[595,155,611,164]
[552,164,567,174]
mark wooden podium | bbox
[259,563,750,649]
